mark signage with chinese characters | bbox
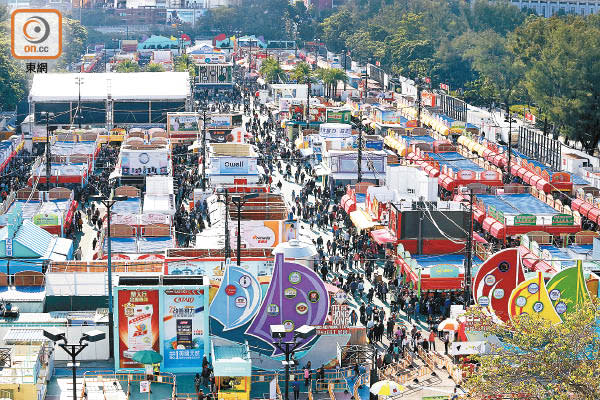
[5,238,12,257]
[315,326,350,335]
[552,214,574,226]
[330,304,350,326]
[514,214,537,226]
[429,264,460,278]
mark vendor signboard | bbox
[326,109,351,124]
[514,214,536,226]
[167,112,200,139]
[552,214,574,225]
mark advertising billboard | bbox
[164,258,274,279]
[208,114,232,128]
[117,289,160,369]
[231,220,282,248]
[162,288,209,371]
[326,109,351,124]
[121,149,169,176]
[167,113,200,138]
[217,157,257,175]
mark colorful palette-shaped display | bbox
[245,253,329,355]
[508,271,562,324]
[545,261,590,317]
[473,248,525,322]
[210,265,262,331]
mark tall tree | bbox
[58,18,88,71]
[259,57,284,83]
[465,301,600,399]
[0,6,26,110]
[464,30,525,108]
[525,18,600,153]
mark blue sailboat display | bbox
[245,253,330,354]
[210,265,262,331]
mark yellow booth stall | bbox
[211,341,252,400]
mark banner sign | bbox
[208,114,232,128]
[429,264,460,278]
[117,289,160,369]
[33,213,60,226]
[218,157,256,175]
[330,304,350,326]
[230,220,281,248]
[121,149,169,176]
[164,258,274,279]
[514,214,536,226]
[326,110,351,124]
[167,113,200,137]
[552,214,574,226]
[162,288,209,371]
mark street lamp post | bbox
[43,329,106,400]
[195,100,208,191]
[74,75,84,128]
[270,325,316,400]
[216,188,231,259]
[39,112,54,191]
[90,193,128,360]
[231,193,259,266]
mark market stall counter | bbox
[211,341,251,400]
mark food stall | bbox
[211,341,251,400]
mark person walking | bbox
[429,329,436,352]
[292,380,300,400]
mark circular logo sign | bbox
[484,274,496,286]
[139,152,150,164]
[478,296,490,307]
[334,291,347,304]
[284,287,297,299]
[289,271,302,284]
[555,301,567,314]
[515,296,527,307]
[267,304,279,316]
[498,262,510,273]
[548,289,561,301]
[527,283,539,294]
[296,302,308,315]
[308,290,320,303]
[239,275,252,288]
[532,301,544,313]
[235,296,247,308]
[283,320,295,332]
[493,288,505,299]
[225,285,237,296]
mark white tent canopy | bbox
[30,72,190,102]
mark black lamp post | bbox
[216,187,231,260]
[39,111,55,191]
[195,100,208,190]
[270,325,316,400]
[231,193,259,266]
[90,192,128,360]
[43,329,106,400]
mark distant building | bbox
[506,0,598,16]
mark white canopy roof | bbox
[30,72,190,102]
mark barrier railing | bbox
[353,371,369,400]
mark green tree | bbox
[146,63,165,72]
[465,301,600,399]
[320,9,355,53]
[0,6,26,110]
[259,57,284,83]
[115,59,141,72]
[58,18,88,71]
[525,18,600,153]
[290,61,313,83]
[174,54,196,78]
[464,30,525,109]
